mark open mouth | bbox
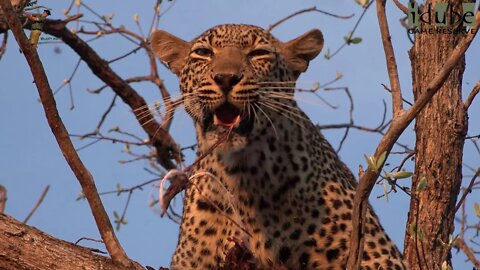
[201,103,254,135]
[214,103,241,127]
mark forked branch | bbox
[35,16,180,170]
[0,1,142,268]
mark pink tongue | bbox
[215,104,240,126]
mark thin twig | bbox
[327,0,374,60]
[464,81,480,110]
[23,185,50,224]
[267,6,353,32]
[454,238,480,268]
[108,46,142,64]
[377,0,403,117]
[455,169,480,213]
[0,185,6,213]
[382,83,413,106]
[98,178,160,196]
[95,94,117,132]
[75,236,104,245]
[0,31,7,61]
[72,134,146,147]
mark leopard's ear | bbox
[151,30,191,76]
[280,29,323,78]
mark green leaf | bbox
[376,151,387,170]
[364,154,376,170]
[474,202,480,218]
[416,176,427,192]
[391,171,413,179]
[350,37,363,44]
[113,210,119,219]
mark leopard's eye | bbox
[192,47,213,58]
[248,49,271,58]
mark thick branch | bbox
[0,214,130,270]
[0,2,141,268]
[346,8,480,270]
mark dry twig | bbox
[453,238,480,268]
[0,185,6,213]
[464,81,480,110]
[267,6,353,32]
[23,185,50,224]
[455,169,480,213]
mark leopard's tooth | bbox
[233,115,241,127]
[213,114,219,126]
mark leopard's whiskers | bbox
[257,98,308,129]
[259,89,328,107]
[253,103,279,139]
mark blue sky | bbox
[1,0,479,268]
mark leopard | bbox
[151,24,408,270]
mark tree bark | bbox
[0,214,134,270]
[404,1,467,269]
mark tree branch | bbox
[392,0,409,15]
[0,185,6,213]
[377,0,403,117]
[39,16,179,169]
[346,6,480,270]
[453,238,480,268]
[267,6,353,32]
[0,2,141,268]
[0,214,132,270]
[23,185,49,224]
[464,81,480,110]
[455,169,479,213]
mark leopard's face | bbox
[152,24,323,151]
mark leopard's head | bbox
[152,24,323,151]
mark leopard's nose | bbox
[213,73,243,93]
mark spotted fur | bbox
[152,24,408,270]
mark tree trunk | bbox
[404,1,467,269]
[0,214,136,270]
